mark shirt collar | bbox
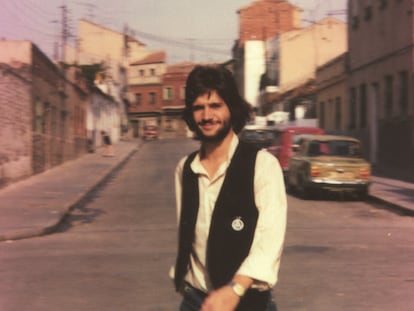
[190,134,239,177]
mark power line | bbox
[128,27,230,56]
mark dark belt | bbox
[182,283,208,298]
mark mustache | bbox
[197,119,220,126]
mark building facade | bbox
[233,0,302,111]
[347,0,414,174]
[65,19,143,137]
[128,51,167,137]
[0,41,88,186]
[0,64,32,186]
[262,17,347,122]
[315,53,348,134]
[86,86,121,151]
[161,62,195,138]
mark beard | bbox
[194,119,232,143]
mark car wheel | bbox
[285,174,294,193]
[358,187,369,201]
[297,174,310,199]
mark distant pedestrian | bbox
[172,65,287,311]
[101,131,114,157]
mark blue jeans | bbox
[179,284,278,311]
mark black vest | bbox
[174,142,260,290]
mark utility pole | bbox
[50,20,59,61]
[60,5,68,65]
[59,4,69,143]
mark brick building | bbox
[233,0,302,110]
[161,62,196,138]
[128,51,167,137]
[0,64,32,186]
[237,0,302,47]
[0,40,88,186]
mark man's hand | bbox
[200,285,240,311]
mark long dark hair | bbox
[183,65,252,134]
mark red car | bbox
[267,126,325,177]
[143,125,159,140]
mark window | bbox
[163,87,173,100]
[335,97,341,130]
[398,71,408,116]
[307,140,361,157]
[351,0,360,29]
[60,110,67,139]
[139,69,145,77]
[328,99,334,130]
[319,102,325,129]
[359,84,367,128]
[135,93,142,105]
[352,16,359,29]
[44,102,50,135]
[349,87,357,129]
[150,68,155,76]
[364,5,373,20]
[51,106,57,137]
[384,75,393,117]
[149,92,156,105]
[34,99,45,133]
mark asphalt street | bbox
[0,138,414,311]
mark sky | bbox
[0,0,347,64]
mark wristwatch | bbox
[228,281,246,297]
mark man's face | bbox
[191,90,232,142]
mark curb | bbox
[367,194,414,216]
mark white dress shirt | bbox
[175,135,287,293]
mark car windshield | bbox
[307,140,362,157]
[240,129,276,148]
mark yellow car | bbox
[287,135,371,200]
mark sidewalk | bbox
[369,176,414,214]
[0,141,413,242]
[0,139,142,242]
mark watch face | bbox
[231,283,245,296]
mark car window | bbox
[329,140,361,157]
[307,140,361,157]
[308,142,321,156]
[240,129,278,149]
[240,130,274,140]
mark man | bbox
[174,65,287,311]
[101,130,114,157]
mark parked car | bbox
[143,125,159,140]
[239,125,325,177]
[239,124,279,150]
[267,126,325,177]
[287,135,371,199]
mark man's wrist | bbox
[228,281,247,297]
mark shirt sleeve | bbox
[235,150,287,288]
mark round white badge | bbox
[231,217,244,231]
